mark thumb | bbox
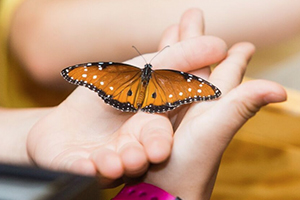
[190,80,287,148]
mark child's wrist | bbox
[112,182,182,200]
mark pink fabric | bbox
[112,182,176,200]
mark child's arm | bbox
[9,0,300,85]
[0,107,52,164]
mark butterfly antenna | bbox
[149,45,170,64]
[132,46,148,64]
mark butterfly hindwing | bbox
[141,69,221,113]
[61,62,142,112]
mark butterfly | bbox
[61,62,221,113]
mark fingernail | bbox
[264,92,287,103]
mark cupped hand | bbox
[143,9,287,200]
[27,9,227,188]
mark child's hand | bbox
[27,9,227,187]
[142,9,287,200]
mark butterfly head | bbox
[144,63,153,68]
[141,64,153,84]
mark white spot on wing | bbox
[188,88,192,92]
[82,74,87,78]
[179,92,183,96]
[109,86,114,90]
[197,89,202,93]
[169,94,173,98]
[100,81,104,85]
[93,75,97,79]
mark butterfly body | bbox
[61,62,221,113]
[136,64,153,109]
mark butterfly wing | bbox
[141,69,221,113]
[61,62,143,112]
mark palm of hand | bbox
[28,85,172,178]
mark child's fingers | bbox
[179,8,205,40]
[118,141,149,177]
[52,155,97,177]
[158,25,179,50]
[91,148,124,179]
[116,112,173,175]
[125,112,173,164]
[158,8,205,50]
[151,36,227,72]
[127,36,227,75]
[138,115,173,163]
[209,42,256,94]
